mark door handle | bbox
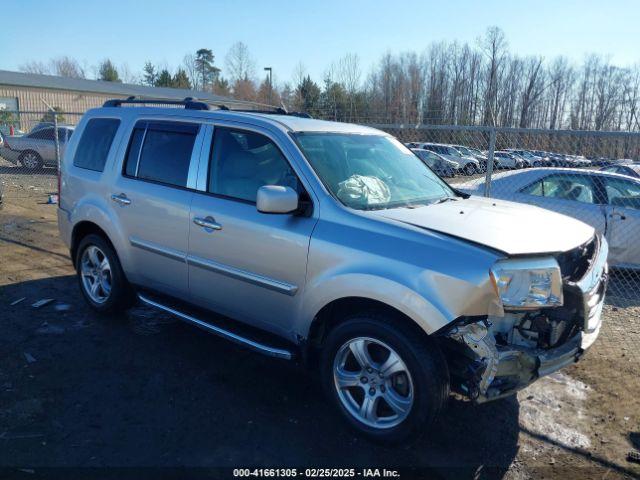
[111,193,131,206]
[193,216,222,231]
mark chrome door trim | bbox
[186,124,207,190]
[137,293,293,360]
[195,124,214,192]
[133,126,148,177]
[187,254,298,296]
[129,236,186,263]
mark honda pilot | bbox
[58,98,607,442]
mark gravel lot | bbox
[1,163,639,479]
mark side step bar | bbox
[137,293,294,360]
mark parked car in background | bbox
[529,150,555,166]
[59,99,607,442]
[461,168,640,269]
[505,149,540,167]
[567,155,592,167]
[507,151,533,167]
[0,125,74,169]
[409,142,480,175]
[451,145,489,172]
[493,151,524,169]
[505,148,551,167]
[600,163,640,178]
[410,148,457,177]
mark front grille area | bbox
[555,235,598,282]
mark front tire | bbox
[320,313,449,443]
[19,151,43,170]
[76,234,134,314]
[463,163,476,176]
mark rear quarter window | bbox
[73,118,121,172]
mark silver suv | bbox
[58,98,607,443]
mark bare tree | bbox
[118,62,138,84]
[479,26,508,125]
[519,57,545,128]
[225,41,256,83]
[20,61,50,75]
[182,54,199,90]
[51,56,85,78]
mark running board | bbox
[137,293,294,360]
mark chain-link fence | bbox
[372,123,640,306]
[2,109,640,305]
[0,110,83,200]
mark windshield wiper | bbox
[433,197,458,205]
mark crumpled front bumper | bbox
[449,237,608,403]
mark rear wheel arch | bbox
[70,221,115,269]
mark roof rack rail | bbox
[103,96,210,110]
[102,96,312,118]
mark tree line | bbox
[18,27,640,131]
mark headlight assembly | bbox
[490,257,563,309]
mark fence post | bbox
[53,111,61,173]
[484,127,496,197]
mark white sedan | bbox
[461,168,640,269]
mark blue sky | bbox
[2,0,638,85]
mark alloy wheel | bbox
[80,245,112,304]
[22,152,40,169]
[333,337,414,429]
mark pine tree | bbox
[98,59,120,82]
[142,62,157,86]
[172,69,192,89]
[155,69,173,87]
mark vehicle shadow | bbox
[0,165,56,176]
[0,275,519,478]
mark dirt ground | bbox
[1,165,639,479]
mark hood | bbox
[371,195,594,255]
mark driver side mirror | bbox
[256,185,299,214]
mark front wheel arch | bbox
[305,297,433,368]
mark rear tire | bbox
[320,312,449,444]
[75,234,134,314]
[463,163,476,175]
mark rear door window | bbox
[603,176,640,210]
[73,119,120,172]
[124,121,199,188]
[521,174,598,204]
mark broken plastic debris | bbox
[10,297,26,306]
[628,450,640,464]
[23,352,36,364]
[31,298,54,309]
[46,194,58,205]
[54,303,71,312]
